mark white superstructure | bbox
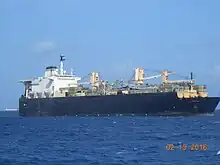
[19,55,81,98]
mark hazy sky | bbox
[0,0,220,109]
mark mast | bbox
[60,54,65,75]
[190,72,193,80]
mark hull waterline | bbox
[19,92,220,117]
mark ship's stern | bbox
[19,96,27,116]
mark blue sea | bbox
[1,111,220,165]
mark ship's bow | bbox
[197,97,220,114]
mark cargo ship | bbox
[18,55,220,116]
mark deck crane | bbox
[77,72,107,90]
[133,68,176,85]
[165,72,195,84]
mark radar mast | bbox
[60,54,65,75]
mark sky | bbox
[0,0,220,109]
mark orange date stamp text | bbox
[166,143,208,151]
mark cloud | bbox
[33,41,56,53]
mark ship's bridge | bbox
[45,66,59,77]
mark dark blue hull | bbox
[19,92,220,116]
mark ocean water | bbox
[0,111,220,165]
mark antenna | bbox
[190,72,193,80]
[60,54,65,62]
